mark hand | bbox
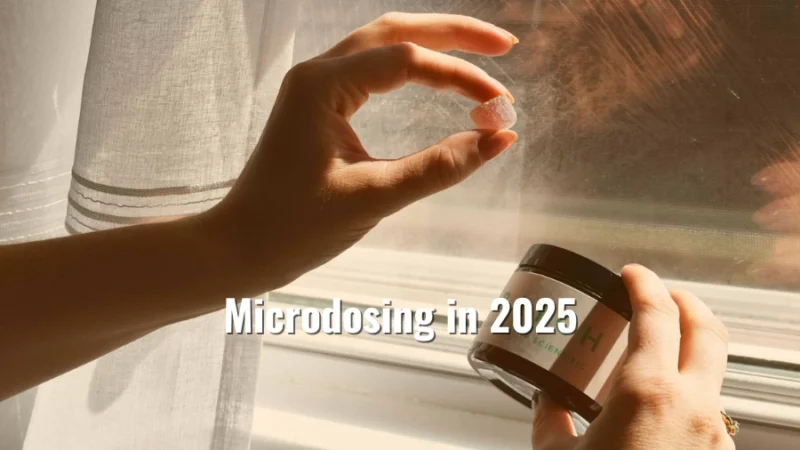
[751,154,800,288]
[206,12,519,289]
[531,265,733,450]
[0,12,522,400]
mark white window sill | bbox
[253,338,800,450]
[251,408,499,450]
[253,246,800,449]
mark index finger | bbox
[319,12,518,59]
[620,264,681,372]
[670,289,728,391]
[328,42,511,117]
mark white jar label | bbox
[475,270,629,405]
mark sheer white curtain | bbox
[0,1,296,448]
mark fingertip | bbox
[477,129,517,160]
[620,263,648,279]
[490,22,518,46]
[751,168,773,188]
[531,391,578,447]
[621,264,668,293]
[620,264,677,316]
[532,391,571,424]
[485,29,519,55]
[497,129,518,144]
[532,390,556,415]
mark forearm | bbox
[0,210,264,400]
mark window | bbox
[258,1,800,447]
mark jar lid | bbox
[519,244,632,320]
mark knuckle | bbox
[376,11,406,30]
[687,410,729,445]
[617,374,680,413]
[432,145,462,189]
[285,61,319,88]
[392,41,419,63]
[374,12,405,46]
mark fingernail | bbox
[489,76,515,104]
[532,390,541,406]
[495,26,519,45]
[478,130,518,160]
[752,206,784,226]
[754,202,780,217]
[751,172,771,187]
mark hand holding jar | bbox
[531,265,734,450]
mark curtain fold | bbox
[1,1,297,449]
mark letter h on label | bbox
[580,326,603,352]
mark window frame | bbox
[253,246,800,449]
[255,333,800,450]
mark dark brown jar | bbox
[468,244,632,427]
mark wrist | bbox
[193,202,285,295]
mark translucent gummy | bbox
[470,95,517,130]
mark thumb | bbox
[374,129,517,212]
[531,392,579,450]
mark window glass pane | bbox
[291,0,800,357]
[295,0,800,289]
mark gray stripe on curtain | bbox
[70,170,237,197]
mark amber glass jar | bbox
[468,244,632,425]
